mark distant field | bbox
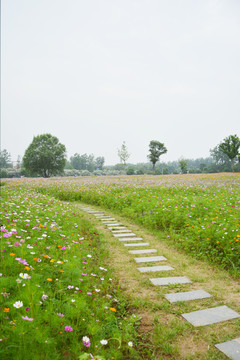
[9,173,240,273]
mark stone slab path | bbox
[119,237,143,242]
[124,242,150,247]
[108,226,127,230]
[165,290,211,303]
[182,305,240,326]
[134,256,167,263]
[137,265,174,273]
[150,276,192,286]
[215,338,240,360]
[114,233,136,237]
[79,204,240,359]
[129,249,157,254]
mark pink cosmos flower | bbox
[22,316,34,321]
[56,313,64,317]
[82,336,91,347]
[65,326,73,332]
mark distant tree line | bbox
[1,134,240,178]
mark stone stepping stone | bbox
[182,305,240,327]
[108,226,127,230]
[215,338,240,360]
[150,276,191,286]
[113,233,136,238]
[87,211,102,214]
[106,223,122,226]
[112,230,131,233]
[102,219,116,222]
[119,237,143,242]
[124,242,149,247]
[165,290,211,303]
[129,249,157,254]
[135,256,167,263]
[138,265,174,273]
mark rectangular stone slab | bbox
[129,249,157,254]
[165,290,211,303]
[215,338,240,360]
[135,256,167,263]
[108,226,127,230]
[119,237,143,242]
[106,223,121,226]
[124,242,149,247]
[94,215,109,217]
[150,276,191,286]
[114,233,136,237]
[101,218,116,221]
[112,230,131,233]
[87,211,102,214]
[138,265,174,273]
[182,305,240,326]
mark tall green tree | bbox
[148,140,167,172]
[0,149,12,168]
[117,141,130,165]
[218,134,240,170]
[95,156,105,170]
[210,145,231,171]
[179,158,188,174]
[23,134,66,177]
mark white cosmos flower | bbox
[100,339,108,345]
[19,273,31,279]
[13,301,23,308]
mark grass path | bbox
[75,202,240,360]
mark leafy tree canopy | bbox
[23,134,66,177]
[0,149,12,168]
[70,153,105,171]
[117,141,130,165]
[179,158,188,174]
[218,135,240,167]
[148,140,167,171]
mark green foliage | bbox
[147,140,167,171]
[23,134,66,177]
[219,134,240,170]
[179,158,188,174]
[0,149,12,168]
[0,169,8,178]
[70,154,105,172]
[126,167,135,175]
[95,156,105,170]
[117,141,130,165]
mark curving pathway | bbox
[80,206,240,360]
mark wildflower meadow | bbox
[0,184,141,360]
[18,173,240,274]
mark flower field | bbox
[14,173,240,274]
[0,184,140,360]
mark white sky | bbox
[1,0,240,164]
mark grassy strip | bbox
[0,185,141,360]
[14,174,240,274]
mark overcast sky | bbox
[2,0,240,165]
